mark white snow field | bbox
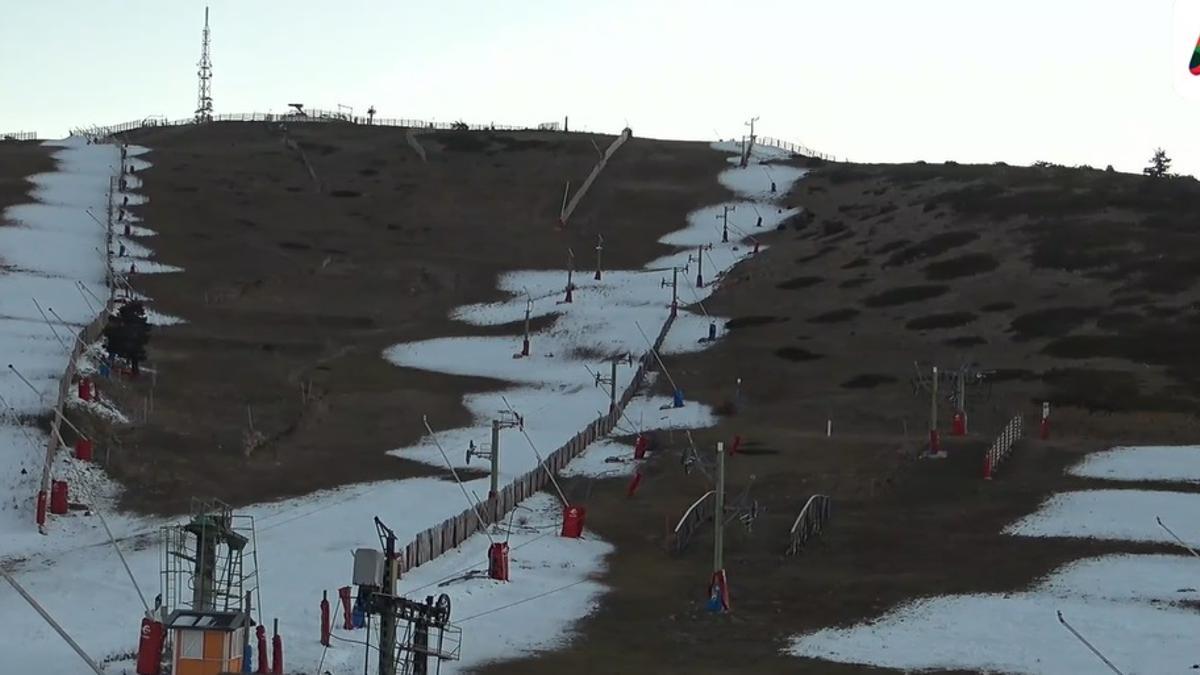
[1005,489,1200,544]
[1,138,805,674]
[789,554,1200,674]
[788,573,1200,675]
[1069,445,1200,484]
[789,443,1200,673]
[0,138,126,542]
[0,140,168,557]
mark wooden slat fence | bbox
[983,414,1024,479]
[395,312,676,574]
[785,495,832,556]
[1,131,38,141]
[38,174,120,521]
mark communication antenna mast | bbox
[195,7,214,122]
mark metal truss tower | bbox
[195,7,213,122]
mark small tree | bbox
[103,301,152,376]
[1143,148,1172,178]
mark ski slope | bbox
[1,137,806,674]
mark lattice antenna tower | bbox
[195,7,213,122]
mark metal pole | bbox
[490,419,500,499]
[565,249,574,303]
[671,267,678,315]
[379,528,397,675]
[594,234,603,281]
[1056,611,1125,675]
[714,441,725,573]
[244,591,252,653]
[958,370,966,433]
[695,247,704,288]
[521,297,531,357]
[609,360,618,414]
[1,569,106,675]
[931,366,938,435]
[1156,517,1200,558]
[92,502,150,613]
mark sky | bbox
[1,0,1197,175]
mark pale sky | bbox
[2,0,1197,175]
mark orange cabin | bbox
[165,609,248,675]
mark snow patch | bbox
[1004,489,1200,544]
[1069,445,1200,484]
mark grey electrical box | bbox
[352,548,384,587]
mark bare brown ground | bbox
[478,160,1200,674]
[0,141,54,220]
[93,122,730,514]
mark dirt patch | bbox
[795,246,836,264]
[906,312,977,331]
[981,301,1016,313]
[820,220,848,238]
[1096,311,1142,331]
[875,239,910,255]
[0,141,55,219]
[807,308,860,323]
[1009,307,1100,341]
[838,276,871,289]
[1111,294,1149,307]
[842,374,898,389]
[841,257,869,270]
[988,368,1038,382]
[944,335,987,348]
[1039,368,1185,413]
[725,316,787,330]
[923,252,999,280]
[863,284,949,307]
[883,231,979,267]
[775,346,824,362]
[777,276,824,290]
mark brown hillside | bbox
[482,159,1200,674]
[94,122,729,514]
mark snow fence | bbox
[398,312,676,573]
[36,172,120,522]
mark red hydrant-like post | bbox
[35,490,47,528]
[135,617,165,675]
[487,541,510,581]
[338,586,353,630]
[626,470,643,497]
[320,591,331,647]
[633,435,648,459]
[952,411,966,437]
[75,437,94,461]
[255,625,268,674]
